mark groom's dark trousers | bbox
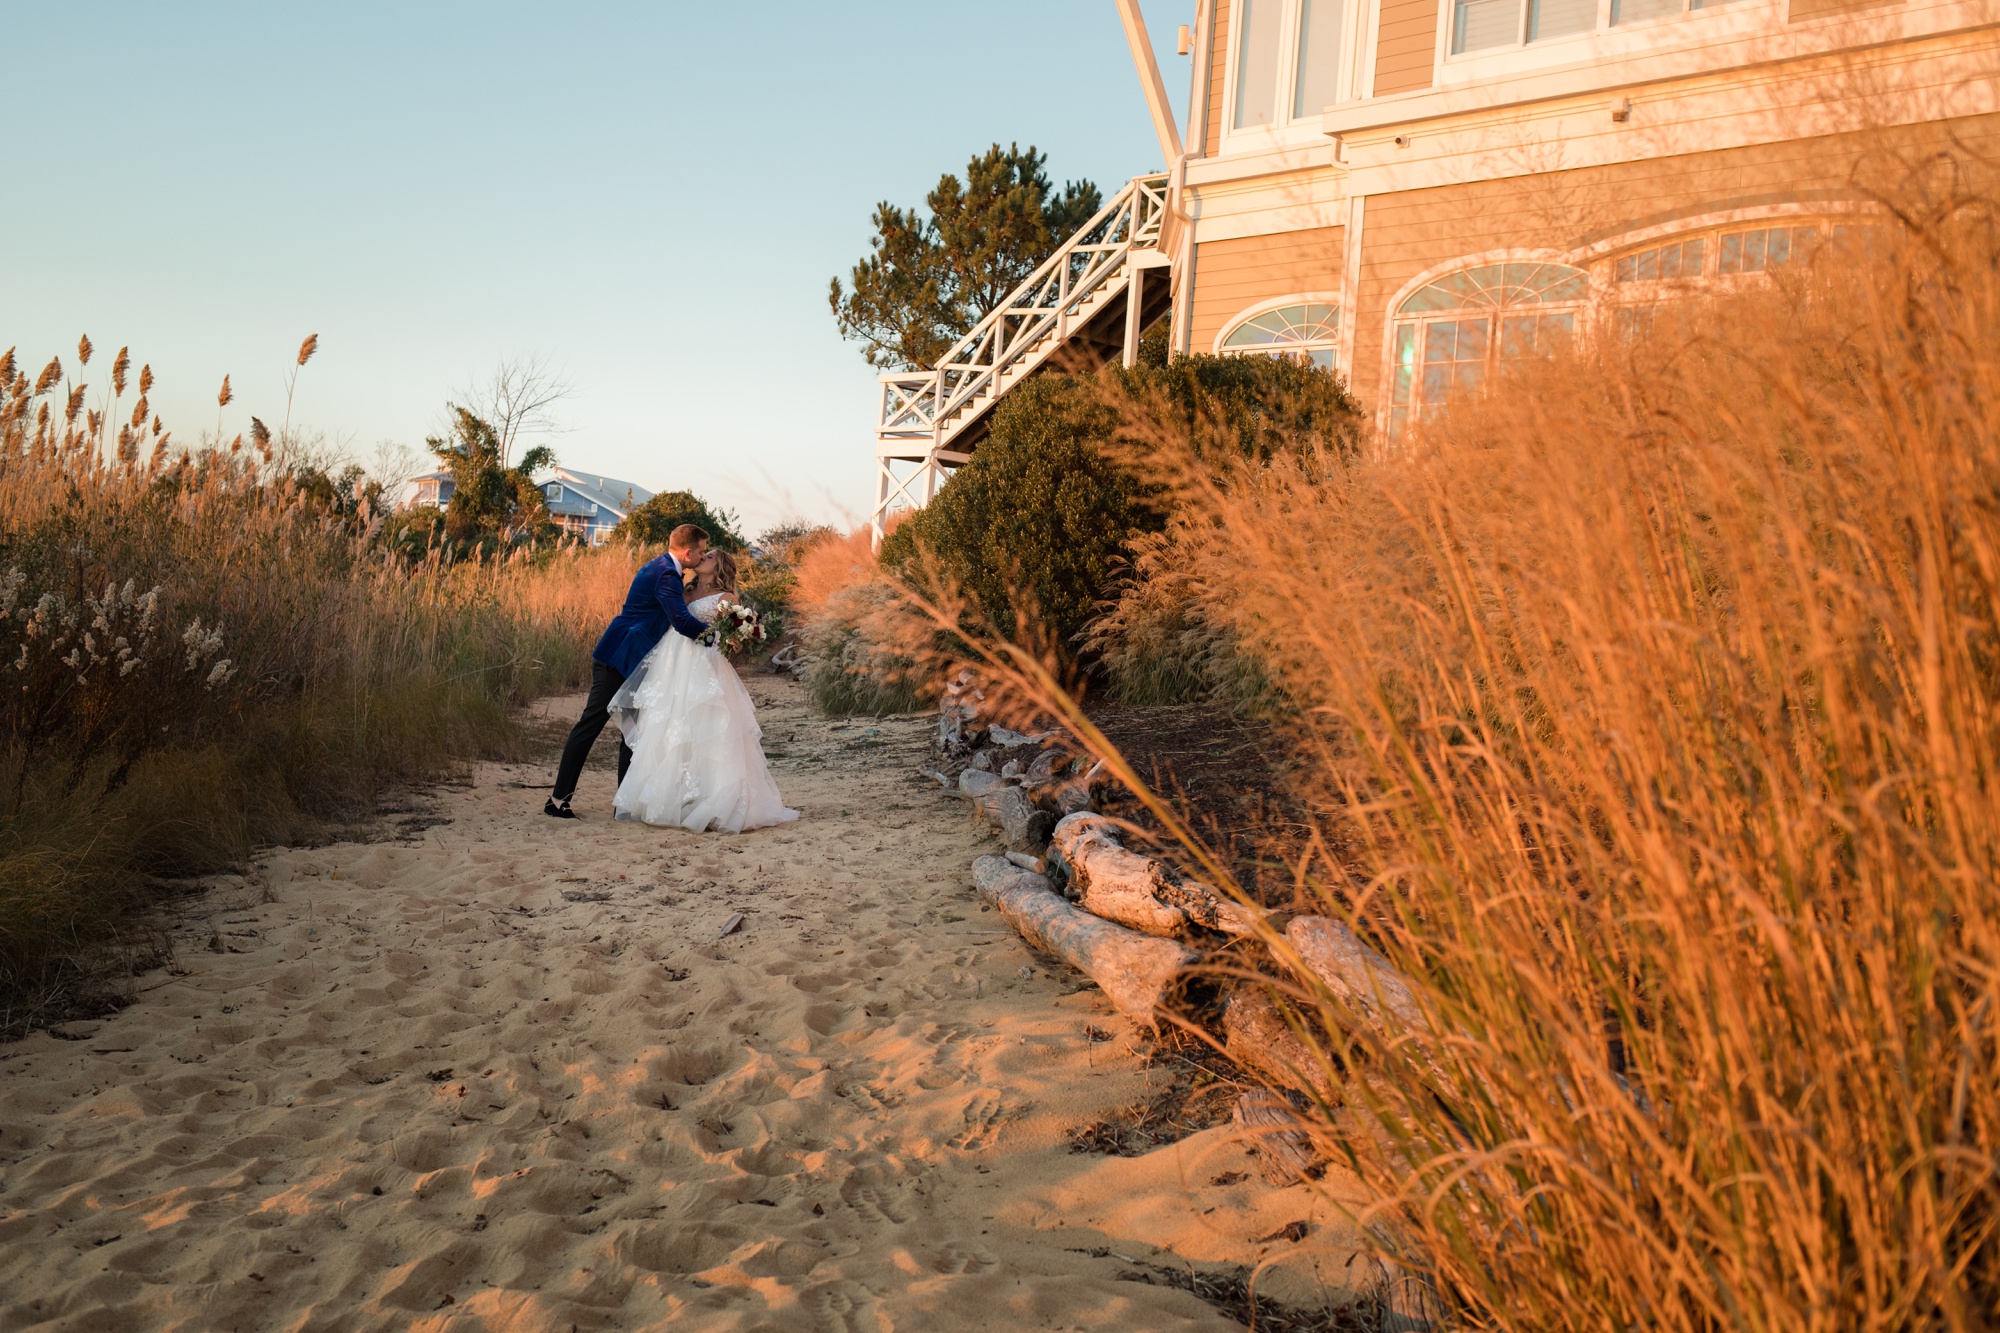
[550,551,709,807]
[550,661,633,803]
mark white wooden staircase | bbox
[870,172,1172,542]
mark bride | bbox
[608,548,799,833]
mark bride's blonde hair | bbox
[708,548,739,593]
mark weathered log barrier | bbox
[1222,986,1340,1106]
[1049,813,1269,938]
[1283,914,1430,1035]
[971,856,1197,1022]
[1231,1088,1317,1187]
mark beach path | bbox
[0,674,1366,1332]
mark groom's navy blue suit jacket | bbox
[592,554,708,676]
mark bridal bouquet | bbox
[702,602,768,656]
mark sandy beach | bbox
[0,673,1372,1332]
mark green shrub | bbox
[1083,529,1287,713]
[1114,350,1363,466]
[614,489,746,549]
[881,354,1362,670]
[880,376,1153,663]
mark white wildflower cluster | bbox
[0,566,233,692]
[7,570,87,684]
[181,618,235,689]
[81,579,162,680]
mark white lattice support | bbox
[869,451,966,550]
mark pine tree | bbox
[830,144,1101,370]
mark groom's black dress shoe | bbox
[543,797,579,820]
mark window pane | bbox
[1612,0,1679,22]
[1680,237,1706,274]
[1223,303,1340,347]
[1719,233,1744,274]
[1294,0,1345,117]
[1234,0,1283,129]
[1742,230,1767,271]
[1401,262,1589,312]
[1453,0,1521,52]
[1529,0,1596,40]
[1421,318,1489,407]
[1391,325,1418,406]
[1615,305,1659,342]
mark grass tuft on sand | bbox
[0,376,638,1032]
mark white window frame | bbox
[1435,0,1781,84]
[1213,292,1346,366]
[1373,201,1885,434]
[1219,0,1372,154]
[1375,249,1592,437]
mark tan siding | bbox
[1191,225,1346,352]
[1205,0,1231,157]
[1374,0,1439,96]
[1789,0,1902,18]
[1349,114,2000,416]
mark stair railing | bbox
[876,173,1169,454]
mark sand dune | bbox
[0,674,1374,1331]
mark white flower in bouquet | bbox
[702,602,767,656]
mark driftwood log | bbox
[1283,915,1430,1035]
[971,856,1196,1022]
[1231,1088,1316,1187]
[1222,987,1340,1106]
[1049,813,1267,938]
[979,786,1056,851]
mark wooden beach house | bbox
[871,0,1997,534]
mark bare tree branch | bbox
[453,354,574,469]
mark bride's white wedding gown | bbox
[608,593,799,833]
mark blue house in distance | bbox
[405,466,653,545]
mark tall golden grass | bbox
[881,169,2000,1325]
[0,348,638,1030]
[790,519,929,714]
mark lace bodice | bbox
[687,593,727,626]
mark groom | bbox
[544,523,711,819]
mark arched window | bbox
[1220,300,1341,369]
[1387,262,1587,437]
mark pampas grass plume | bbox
[76,335,92,366]
[111,347,129,397]
[296,334,319,367]
[138,364,153,396]
[217,375,232,408]
[33,358,60,396]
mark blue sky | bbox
[3,2,1194,534]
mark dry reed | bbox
[0,347,637,1031]
[878,163,2000,1327]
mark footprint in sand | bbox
[0,676,1369,1332]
